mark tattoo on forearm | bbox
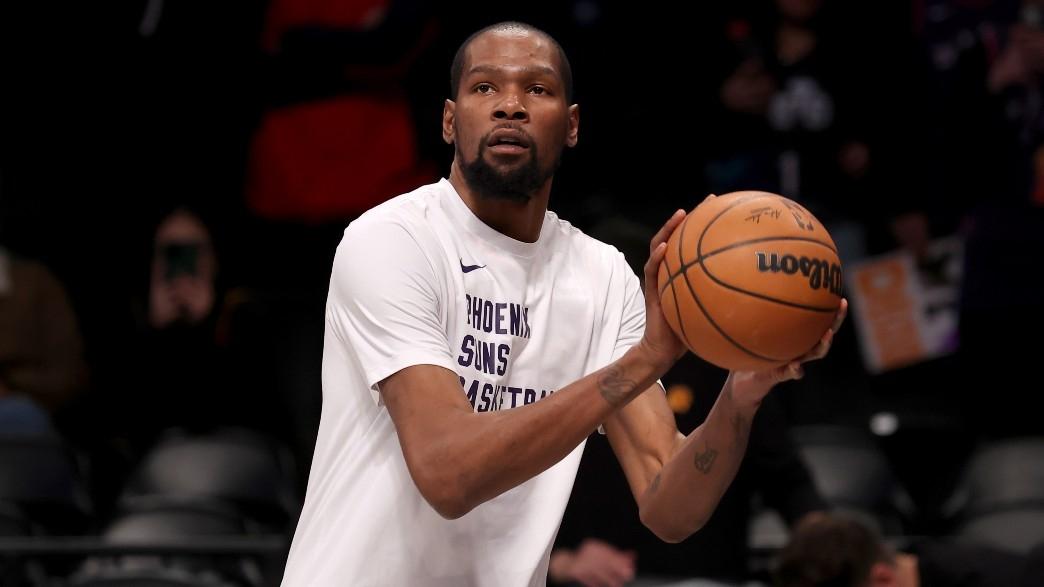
[597,366,637,406]
[649,472,662,494]
[694,446,719,474]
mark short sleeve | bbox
[611,253,647,362]
[601,252,661,435]
[326,218,457,403]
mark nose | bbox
[493,91,527,121]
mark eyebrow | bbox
[465,64,558,79]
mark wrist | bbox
[723,372,768,416]
[632,339,676,376]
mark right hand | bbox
[638,209,689,372]
[552,539,636,587]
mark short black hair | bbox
[449,21,573,103]
[774,513,894,587]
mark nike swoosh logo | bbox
[460,259,486,273]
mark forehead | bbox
[462,30,561,79]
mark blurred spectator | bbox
[909,0,1044,438]
[707,0,877,263]
[112,208,279,455]
[774,511,1044,587]
[0,245,87,435]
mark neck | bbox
[448,161,551,243]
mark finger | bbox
[646,242,668,272]
[784,362,804,381]
[798,328,833,363]
[643,242,669,296]
[830,298,849,333]
[701,193,718,205]
[649,209,686,255]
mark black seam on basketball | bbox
[694,200,839,313]
[659,267,682,297]
[699,271,838,312]
[667,277,693,352]
[695,194,765,263]
[679,263,786,363]
[699,235,838,260]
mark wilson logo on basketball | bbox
[755,252,843,295]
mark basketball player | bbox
[281,21,847,586]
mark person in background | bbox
[774,511,1044,587]
[0,243,87,436]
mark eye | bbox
[475,83,494,94]
[528,86,547,95]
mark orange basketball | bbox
[657,191,843,372]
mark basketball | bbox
[657,191,843,372]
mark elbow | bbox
[411,465,476,520]
[639,503,706,544]
[426,490,472,520]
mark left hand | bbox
[727,298,848,407]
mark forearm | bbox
[637,376,761,542]
[396,344,668,518]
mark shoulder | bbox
[544,211,637,279]
[341,182,444,252]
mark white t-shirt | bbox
[282,179,646,587]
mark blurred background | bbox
[1,0,1043,585]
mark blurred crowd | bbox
[2,0,1044,586]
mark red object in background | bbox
[263,0,389,52]
[249,0,440,223]
[246,95,436,223]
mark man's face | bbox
[443,30,579,202]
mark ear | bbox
[442,99,455,145]
[868,562,898,586]
[566,104,579,148]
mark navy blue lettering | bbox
[481,341,495,375]
[457,335,475,367]
[495,303,507,334]
[522,307,530,339]
[479,383,495,412]
[465,294,472,327]
[496,344,510,376]
[472,296,482,330]
[510,304,521,336]
[482,301,494,332]
[506,387,522,408]
[524,388,536,405]
[465,379,480,407]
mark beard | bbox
[457,138,560,204]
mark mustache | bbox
[482,124,534,146]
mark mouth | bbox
[487,128,531,155]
